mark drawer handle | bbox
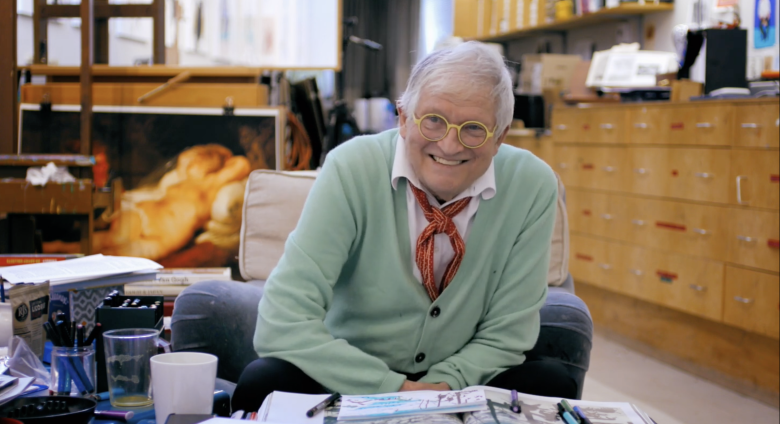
[600,214,614,220]
[736,175,749,205]
[696,122,713,128]
[629,269,644,276]
[598,263,612,270]
[741,123,760,129]
[634,123,648,129]
[556,125,568,130]
[733,296,753,304]
[692,228,710,235]
[695,172,714,179]
[631,219,646,226]
[689,284,707,292]
[736,235,756,242]
[602,166,616,172]
[557,163,568,169]
[633,168,649,174]
[600,123,614,130]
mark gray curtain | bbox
[341,0,421,106]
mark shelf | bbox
[473,3,674,42]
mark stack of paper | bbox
[0,254,162,292]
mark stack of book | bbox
[124,268,233,299]
[0,254,82,267]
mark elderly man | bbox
[231,41,575,412]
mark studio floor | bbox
[583,330,779,424]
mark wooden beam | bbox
[152,0,166,64]
[0,0,16,154]
[80,0,94,156]
[33,0,47,64]
[40,4,155,19]
[94,0,110,65]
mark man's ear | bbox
[492,126,509,155]
[397,105,408,139]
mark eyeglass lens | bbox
[420,115,487,147]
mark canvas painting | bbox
[19,104,284,269]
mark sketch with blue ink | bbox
[337,389,487,421]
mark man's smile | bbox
[430,155,467,166]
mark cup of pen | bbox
[51,345,96,396]
[102,328,159,408]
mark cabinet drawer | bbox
[691,105,734,146]
[590,109,626,144]
[553,145,579,188]
[566,191,623,238]
[668,148,731,204]
[616,243,655,302]
[553,146,628,191]
[570,234,618,290]
[646,250,724,321]
[664,105,696,145]
[733,103,780,148]
[723,266,779,339]
[629,106,665,144]
[648,199,730,262]
[728,208,780,272]
[628,147,670,197]
[729,149,780,210]
[552,109,580,143]
[621,197,653,246]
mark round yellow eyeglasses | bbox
[412,113,496,149]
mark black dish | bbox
[0,396,96,424]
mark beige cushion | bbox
[238,170,318,281]
[239,169,570,285]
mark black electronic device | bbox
[513,94,545,128]
[94,294,164,393]
[702,29,748,94]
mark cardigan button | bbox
[430,307,441,318]
[415,353,426,363]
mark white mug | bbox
[150,352,218,424]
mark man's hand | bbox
[399,380,451,392]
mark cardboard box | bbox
[520,54,582,94]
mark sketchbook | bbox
[255,386,655,424]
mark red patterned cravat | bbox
[409,183,472,302]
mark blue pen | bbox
[60,357,88,395]
[573,406,593,424]
[510,389,521,413]
[561,411,579,424]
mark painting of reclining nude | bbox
[19,104,288,269]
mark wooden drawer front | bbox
[553,109,580,143]
[590,109,626,144]
[729,149,780,210]
[616,243,655,302]
[692,105,734,146]
[576,109,594,143]
[723,266,779,339]
[733,103,780,148]
[553,145,579,188]
[648,199,730,262]
[664,105,696,145]
[565,189,591,234]
[621,197,653,246]
[629,106,665,144]
[567,191,624,238]
[647,250,725,321]
[570,234,618,289]
[668,148,731,204]
[628,147,670,197]
[506,134,554,165]
[728,208,780,272]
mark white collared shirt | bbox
[391,135,497,289]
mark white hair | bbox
[398,41,515,135]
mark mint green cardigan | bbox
[253,129,558,395]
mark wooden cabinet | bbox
[552,146,627,191]
[723,266,780,339]
[728,208,780,272]
[627,147,670,197]
[733,103,780,148]
[645,249,724,321]
[552,109,579,143]
[616,243,655,302]
[728,149,780,210]
[590,109,626,144]
[663,105,734,146]
[505,132,554,164]
[569,234,618,290]
[668,148,731,204]
[646,199,730,262]
[629,106,665,144]
[567,191,624,239]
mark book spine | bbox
[0,256,74,266]
[123,285,187,297]
[139,275,232,286]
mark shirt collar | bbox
[391,134,496,204]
